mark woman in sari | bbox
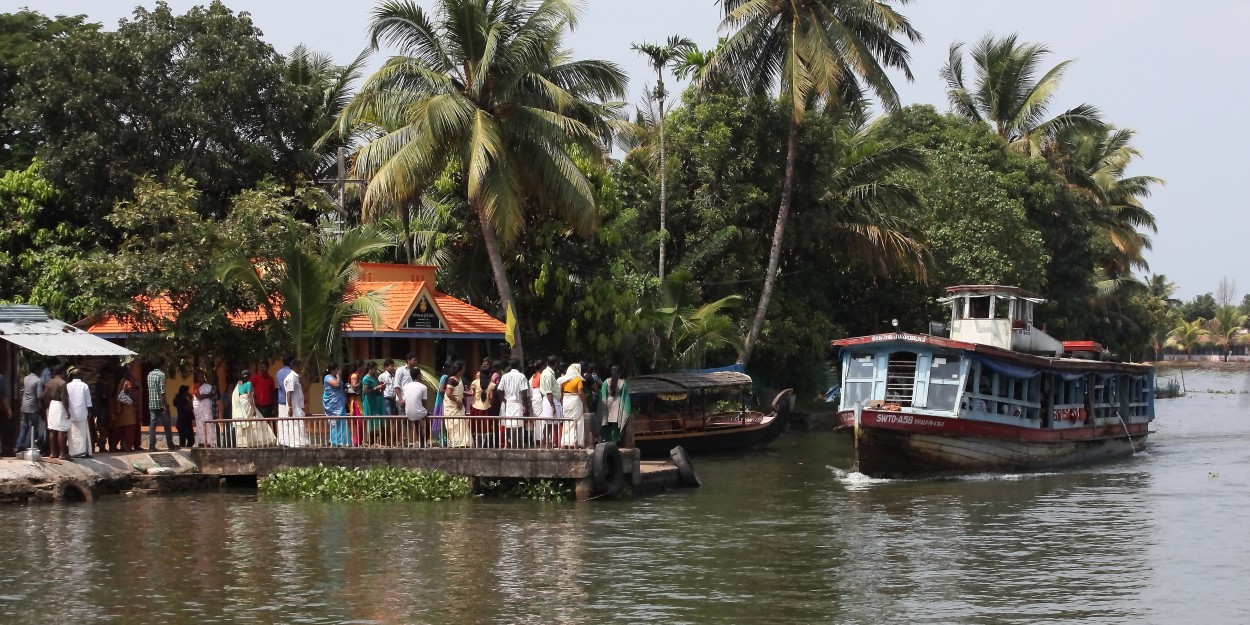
[361,362,385,446]
[558,363,584,448]
[233,370,276,448]
[111,367,139,452]
[346,361,364,446]
[430,363,448,446]
[468,360,496,444]
[597,365,630,444]
[442,361,471,447]
[324,363,350,446]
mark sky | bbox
[8,0,1246,301]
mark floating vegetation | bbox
[260,465,472,502]
[479,477,574,501]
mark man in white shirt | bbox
[279,359,310,448]
[497,357,530,447]
[65,368,94,458]
[379,359,397,415]
[401,377,428,447]
[394,353,416,411]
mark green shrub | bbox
[259,465,472,502]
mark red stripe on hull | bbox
[837,410,1149,442]
[837,410,1149,478]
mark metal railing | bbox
[200,415,592,450]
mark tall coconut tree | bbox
[1057,125,1163,276]
[339,0,627,364]
[709,0,922,366]
[942,33,1102,157]
[633,35,696,281]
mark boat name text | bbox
[873,413,946,428]
[870,332,929,343]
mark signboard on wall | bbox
[405,294,443,330]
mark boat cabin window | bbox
[925,354,962,412]
[1127,376,1150,418]
[994,297,1010,320]
[842,354,876,408]
[961,361,1040,420]
[967,296,990,319]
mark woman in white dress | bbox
[232,370,276,448]
[557,363,584,448]
[441,361,471,447]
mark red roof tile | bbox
[88,264,505,338]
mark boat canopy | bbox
[627,371,753,395]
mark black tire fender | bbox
[669,445,701,488]
[592,442,624,497]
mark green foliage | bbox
[260,465,472,501]
[478,477,573,501]
[1180,293,1218,322]
[10,1,311,223]
[0,161,95,318]
[0,10,97,169]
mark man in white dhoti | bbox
[66,368,94,458]
[497,358,529,447]
[278,359,310,447]
[41,365,71,460]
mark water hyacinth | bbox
[259,465,472,501]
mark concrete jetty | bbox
[0,449,212,504]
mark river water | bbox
[1,368,1247,625]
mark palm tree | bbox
[1057,125,1163,276]
[942,33,1102,157]
[1208,306,1249,360]
[633,35,696,281]
[709,0,921,366]
[219,219,391,377]
[820,109,929,277]
[285,44,371,180]
[1166,318,1210,356]
[340,0,627,365]
[647,270,744,370]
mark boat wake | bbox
[828,465,1063,489]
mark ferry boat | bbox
[832,285,1154,478]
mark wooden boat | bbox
[628,371,793,458]
[832,285,1154,478]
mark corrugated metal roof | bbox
[0,306,135,356]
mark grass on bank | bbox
[260,465,473,502]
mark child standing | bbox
[174,384,195,448]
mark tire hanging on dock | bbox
[592,442,624,497]
[669,446,701,488]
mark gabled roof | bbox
[86,264,505,339]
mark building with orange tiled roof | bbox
[86,262,507,372]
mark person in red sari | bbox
[346,361,365,446]
[249,362,277,432]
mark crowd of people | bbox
[9,352,633,458]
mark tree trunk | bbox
[477,204,524,365]
[657,83,668,281]
[739,116,801,366]
[401,197,415,264]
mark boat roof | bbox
[627,371,753,395]
[831,332,1152,374]
[941,285,1045,302]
